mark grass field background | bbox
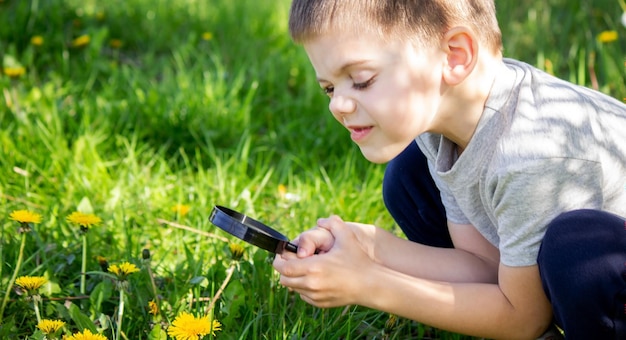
[1,0,624,339]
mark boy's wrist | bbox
[346,222,384,264]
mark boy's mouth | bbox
[347,126,373,142]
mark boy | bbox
[272,0,626,338]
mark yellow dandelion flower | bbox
[167,312,222,340]
[37,319,66,334]
[148,300,159,316]
[277,184,287,197]
[64,329,107,340]
[171,204,190,216]
[229,243,245,261]
[3,66,25,78]
[109,39,123,49]
[108,262,140,280]
[9,210,42,224]
[15,276,47,292]
[30,35,44,46]
[597,30,618,43]
[71,34,90,48]
[66,212,102,229]
[201,32,213,41]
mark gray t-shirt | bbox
[416,58,626,267]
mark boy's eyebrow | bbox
[316,60,370,83]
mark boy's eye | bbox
[353,77,374,90]
[323,86,334,97]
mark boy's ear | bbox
[441,26,478,86]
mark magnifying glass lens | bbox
[209,206,299,254]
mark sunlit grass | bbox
[1,0,624,338]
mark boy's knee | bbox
[540,209,619,255]
[539,209,624,269]
[538,209,626,336]
[543,209,599,234]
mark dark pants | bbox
[382,141,626,339]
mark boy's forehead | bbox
[303,33,371,73]
[303,30,418,79]
[304,28,383,56]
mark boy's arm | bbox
[351,221,553,338]
[275,216,552,338]
[343,220,500,284]
[366,261,552,339]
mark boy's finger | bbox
[296,227,334,257]
[317,215,347,235]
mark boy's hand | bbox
[272,215,378,307]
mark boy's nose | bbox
[328,95,356,117]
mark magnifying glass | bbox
[209,205,299,254]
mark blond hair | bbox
[289,0,502,53]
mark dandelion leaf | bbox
[221,279,246,320]
[90,280,114,312]
[189,275,209,287]
[0,318,17,339]
[68,302,98,333]
[148,325,168,340]
[41,278,62,296]
[30,330,46,340]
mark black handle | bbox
[283,241,319,254]
[284,242,299,253]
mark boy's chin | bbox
[358,145,405,164]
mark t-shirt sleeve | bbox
[487,158,604,266]
[426,160,471,225]
[416,136,472,225]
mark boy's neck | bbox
[433,52,503,153]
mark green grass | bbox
[0,0,624,339]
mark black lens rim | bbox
[209,205,297,254]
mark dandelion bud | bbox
[142,248,151,260]
[148,300,159,316]
[228,244,245,261]
[384,314,399,334]
[96,256,109,271]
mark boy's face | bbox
[304,28,446,163]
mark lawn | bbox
[1,0,624,339]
